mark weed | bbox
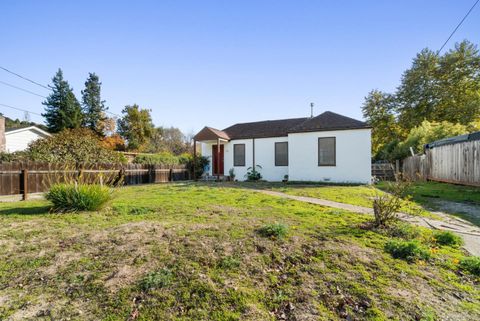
[433,231,464,247]
[257,223,288,239]
[385,239,431,262]
[217,256,241,270]
[388,222,421,240]
[459,257,480,276]
[139,268,174,291]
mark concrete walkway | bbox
[257,190,480,256]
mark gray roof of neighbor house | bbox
[221,111,370,140]
[426,131,480,149]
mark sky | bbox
[0,0,479,135]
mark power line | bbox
[0,80,48,98]
[438,0,479,54]
[0,66,50,90]
[0,103,43,117]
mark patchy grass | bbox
[0,183,479,320]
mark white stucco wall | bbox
[251,137,289,181]
[5,129,48,152]
[288,128,372,183]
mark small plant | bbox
[245,165,262,181]
[384,239,430,263]
[388,222,421,240]
[228,168,236,181]
[139,268,174,291]
[46,183,112,213]
[372,177,411,228]
[433,231,464,247]
[257,223,288,239]
[218,256,241,269]
[282,174,288,183]
[459,256,480,276]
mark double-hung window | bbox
[275,142,288,166]
[318,137,336,166]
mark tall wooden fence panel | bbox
[0,162,190,198]
[402,139,480,186]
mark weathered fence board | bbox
[371,163,395,181]
[0,162,190,197]
[402,139,480,186]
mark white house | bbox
[193,111,372,183]
[0,116,51,153]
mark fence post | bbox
[22,168,28,201]
[169,168,173,182]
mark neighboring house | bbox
[193,111,372,183]
[0,117,51,153]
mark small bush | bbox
[372,178,411,228]
[388,222,421,240]
[46,183,112,212]
[139,269,174,291]
[245,165,262,181]
[257,223,288,239]
[384,239,431,262]
[433,231,464,247]
[459,256,480,276]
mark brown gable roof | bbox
[288,111,370,133]
[194,126,230,141]
[223,117,308,140]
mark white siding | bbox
[288,129,371,184]
[198,128,371,183]
[5,129,48,152]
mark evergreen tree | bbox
[81,73,108,136]
[42,69,83,133]
[117,104,154,151]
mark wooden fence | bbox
[0,162,190,199]
[371,163,396,181]
[402,139,480,186]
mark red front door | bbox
[212,144,224,175]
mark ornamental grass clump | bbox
[433,231,464,247]
[46,183,112,213]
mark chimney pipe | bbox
[310,102,314,118]
[0,116,5,152]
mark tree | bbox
[361,90,399,158]
[396,49,439,130]
[146,126,190,154]
[42,69,83,133]
[117,104,154,151]
[81,73,108,136]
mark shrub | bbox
[372,178,411,228]
[257,223,288,239]
[459,256,480,276]
[46,183,112,212]
[28,128,125,164]
[433,231,464,247]
[245,165,262,181]
[384,239,430,262]
[133,152,180,165]
[139,269,174,291]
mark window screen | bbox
[275,142,288,166]
[233,144,245,166]
[318,137,336,166]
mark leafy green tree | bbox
[117,104,154,151]
[81,73,108,136]
[362,90,399,158]
[435,41,480,124]
[42,69,83,133]
[390,120,469,160]
[396,49,439,130]
[146,126,190,154]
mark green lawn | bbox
[0,183,479,320]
